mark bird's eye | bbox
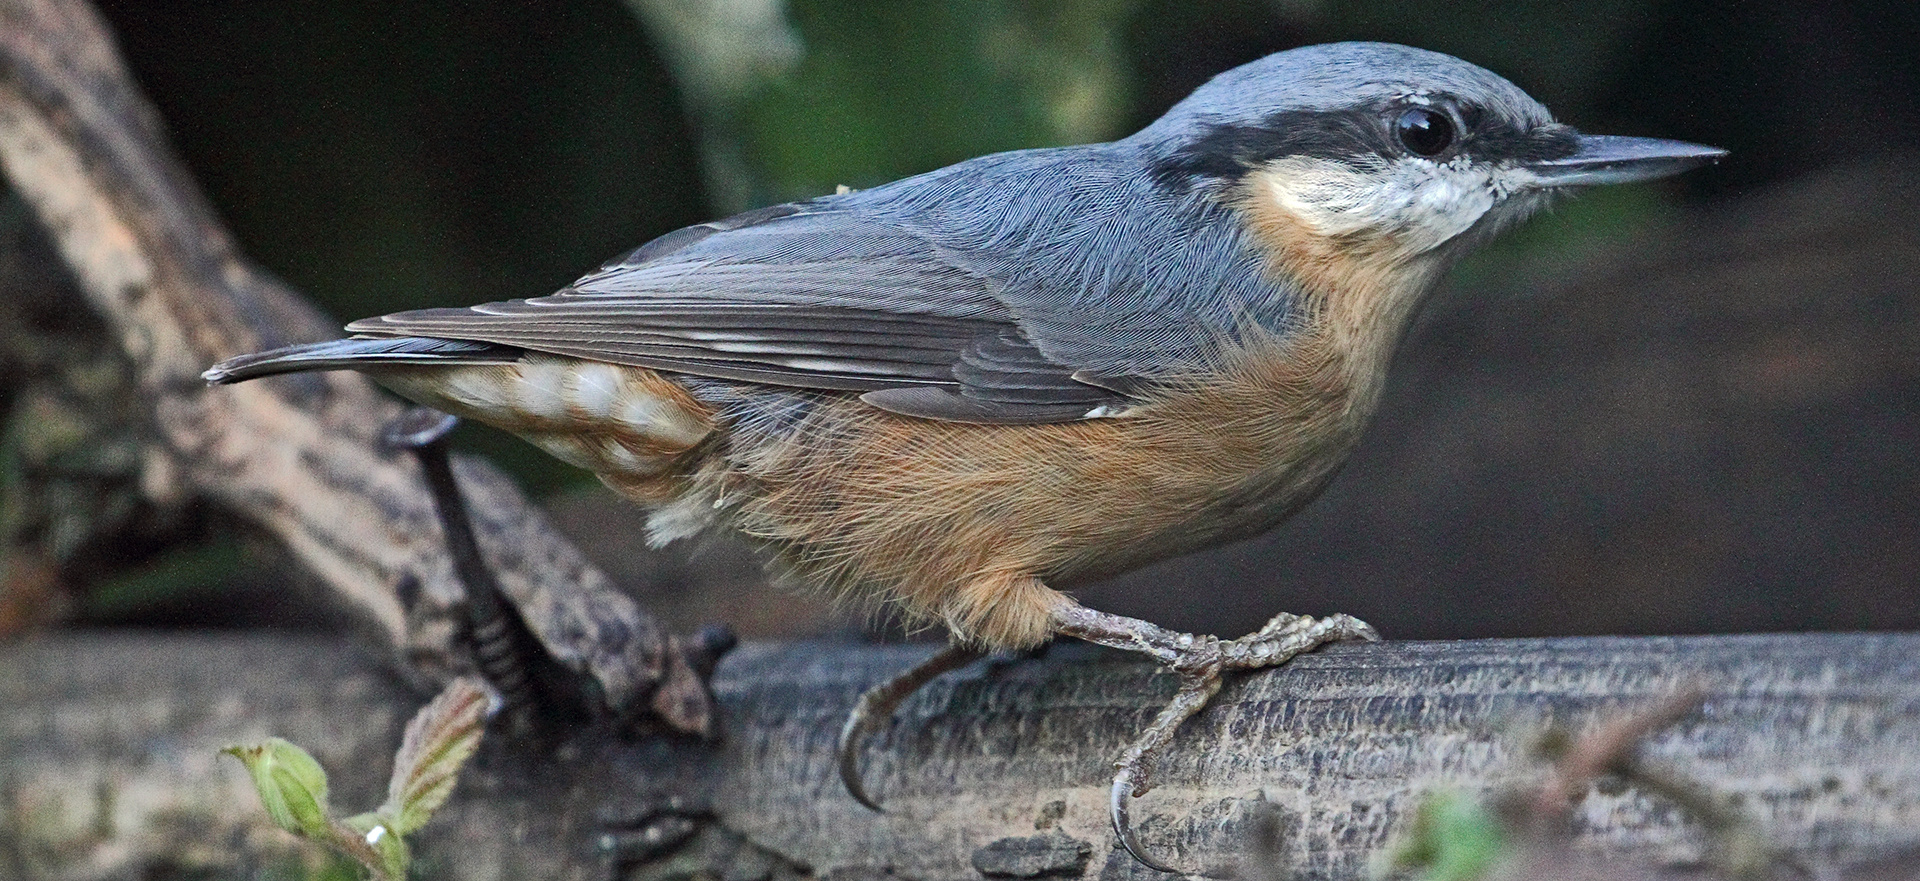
[1394,107,1455,157]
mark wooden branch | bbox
[0,0,712,730]
[5,632,1917,880]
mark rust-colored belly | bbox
[711,333,1364,647]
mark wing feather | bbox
[346,199,1136,423]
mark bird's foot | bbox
[1053,605,1379,872]
[836,643,985,811]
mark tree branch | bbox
[0,0,712,730]
[4,632,1918,880]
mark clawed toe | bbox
[1058,606,1381,872]
[1110,768,1178,873]
[1322,613,1381,643]
[835,644,983,812]
[1222,611,1380,672]
[836,692,891,811]
[1102,664,1224,873]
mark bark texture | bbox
[4,632,1917,880]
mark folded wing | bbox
[348,200,1126,424]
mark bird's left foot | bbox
[836,643,986,810]
[1051,604,1379,872]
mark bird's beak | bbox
[1525,134,1728,187]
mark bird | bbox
[204,41,1724,870]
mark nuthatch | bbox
[205,42,1723,869]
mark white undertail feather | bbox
[372,354,715,481]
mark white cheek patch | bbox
[1260,155,1529,254]
[1401,159,1497,248]
[1258,158,1382,238]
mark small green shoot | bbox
[224,677,491,880]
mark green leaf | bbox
[223,737,333,838]
[379,677,491,835]
[1378,790,1508,881]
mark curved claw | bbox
[837,700,887,812]
[1325,613,1380,643]
[834,644,985,812]
[1110,774,1178,874]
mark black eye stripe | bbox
[1147,107,1398,187]
[1147,100,1579,191]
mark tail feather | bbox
[203,336,521,384]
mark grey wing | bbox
[345,199,1126,424]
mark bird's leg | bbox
[837,642,986,811]
[384,408,540,731]
[1050,601,1379,872]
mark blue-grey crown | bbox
[1131,43,1575,188]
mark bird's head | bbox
[1136,42,1723,319]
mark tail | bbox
[203,336,521,384]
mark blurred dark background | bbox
[23,0,1920,640]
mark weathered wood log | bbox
[4,631,1917,880]
[0,0,712,730]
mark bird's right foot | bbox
[1051,603,1379,872]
